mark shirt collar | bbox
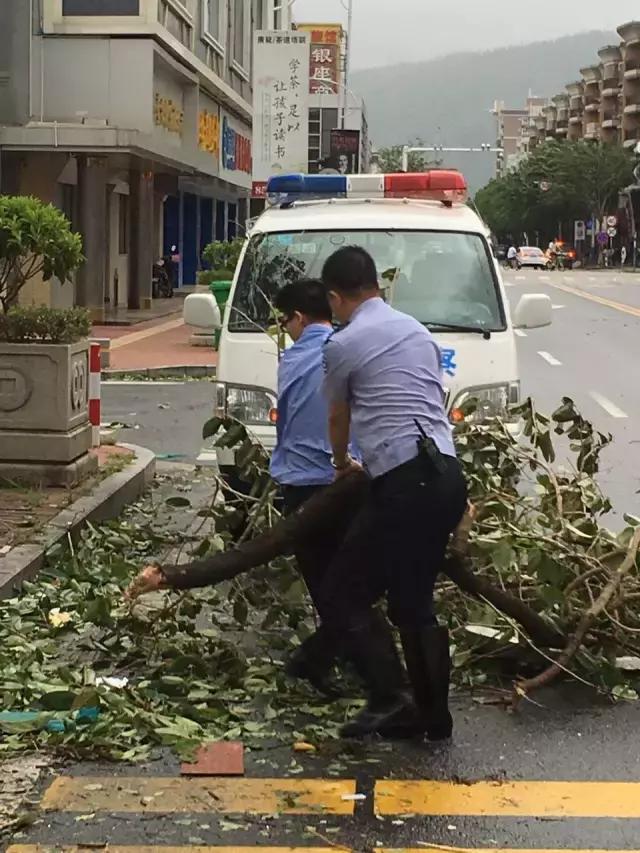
[296,323,333,344]
[349,296,384,324]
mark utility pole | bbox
[341,0,353,129]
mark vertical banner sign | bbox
[330,129,361,174]
[296,24,342,94]
[252,31,310,197]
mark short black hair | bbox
[274,278,332,322]
[322,246,379,295]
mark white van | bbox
[200,171,551,478]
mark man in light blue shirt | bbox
[319,246,468,742]
[270,279,364,696]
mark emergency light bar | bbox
[266,171,468,206]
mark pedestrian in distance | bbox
[317,245,468,741]
[507,244,518,270]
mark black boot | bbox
[400,625,453,741]
[286,625,343,698]
[340,611,419,739]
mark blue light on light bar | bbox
[267,173,348,203]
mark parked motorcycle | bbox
[152,259,173,299]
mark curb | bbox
[0,444,156,600]
[102,365,216,380]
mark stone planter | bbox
[0,340,97,486]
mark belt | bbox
[373,452,457,492]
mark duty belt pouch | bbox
[414,420,448,476]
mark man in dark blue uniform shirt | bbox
[271,279,362,695]
[319,246,468,741]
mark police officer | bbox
[270,278,365,695]
[319,245,468,740]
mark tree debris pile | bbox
[0,397,637,763]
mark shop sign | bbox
[296,24,342,94]
[154,94,183,134]
[199,109,220,158]
[221,116,252,174]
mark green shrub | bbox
[0,305,91,344]
[0,195,84,313]
[202,237,244,276]
[197,269,234,287]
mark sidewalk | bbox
[93,312,218,373]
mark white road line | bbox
[504,281,515,288]
[552,304,565,310]
[589,276,597,282]
[539,275,551,282]
[516,275,526,281]
[589,391,629,419]
[514,329,527,338]
[537,351,562,366]
[102,380,186,386]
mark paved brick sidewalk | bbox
[93,313,217,372]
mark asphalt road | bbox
[503,267,640,524]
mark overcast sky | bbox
[292,0,639,69]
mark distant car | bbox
[495,244,508,261]
[517,246,547,270]
[557,245,576,270]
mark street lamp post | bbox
[401,144,504,172]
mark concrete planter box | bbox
[0,340,96,485]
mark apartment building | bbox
[598,45,622,144]
[566,81,585,142]
[0,0,291,319]
[620,21,640,149]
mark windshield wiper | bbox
[423,322,493,340]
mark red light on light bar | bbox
[384,171,468,201]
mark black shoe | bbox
[339,611,419,739]
[400,625,453,742]
[285,626,343,698]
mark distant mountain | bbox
[351,30,616,192]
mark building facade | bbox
[0,0,291,318]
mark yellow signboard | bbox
[154,94,183,134]
[199,109,220,157]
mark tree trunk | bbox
[161,471,566,648]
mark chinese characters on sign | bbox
[296,24,342,94]
[253,31,310,195]
[154,94,183,134]
[198,109,220,158]
[222,115,252,174]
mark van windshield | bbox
[228,230,506,332]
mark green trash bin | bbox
[210,279,232,348]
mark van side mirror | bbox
[514,293,552,329]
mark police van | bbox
[202,170,552,477]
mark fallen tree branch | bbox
[514,526,640,702]
[160,472,566,649]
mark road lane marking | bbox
[514,329,527,338]
[8,848,341,853]
[543,280,640,319]
[375,779,640,817]
[551,304,565,309]
[504,281,515,287]
[110,317,185,350]
[589,391,629,419]
[40,776,357,815]
[516,275,526,280]
[103,380,187,386]
[537,351,562,366]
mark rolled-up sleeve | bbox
[323,336,351,403]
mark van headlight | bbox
[215,383,278,426]
[449,382,520,424]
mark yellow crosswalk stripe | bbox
[8,848,343,853]
[375,779,640,818]
[41,776,357,815]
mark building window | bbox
[232,0,250,77]
[119,194,129,255]
[63,0,139,13]
[253,0,264,31]
[202,0,224,52]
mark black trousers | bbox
[317,454,468,631]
